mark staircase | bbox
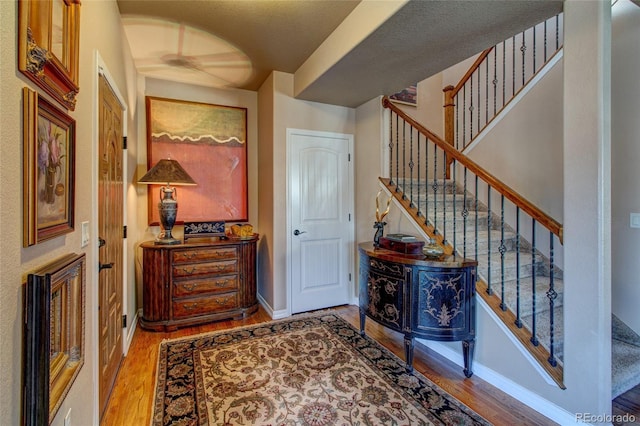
[382,174,564,385]
[380,10,640,397]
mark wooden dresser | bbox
[140,235,259,331]
[358,241,477,377]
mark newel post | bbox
[443,85,455,178]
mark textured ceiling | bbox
[118,0,564,107]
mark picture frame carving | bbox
[23,87,76,246]
[145,96,248,224]
[23,253,86,425]
[18,0,81,111]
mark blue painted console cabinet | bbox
[358,242,478,377]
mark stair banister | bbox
[383,97,563,243]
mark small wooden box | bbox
[379,236,425,254]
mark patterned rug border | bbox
[152,311,491,425]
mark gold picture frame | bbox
[23,253,86,425]
[23,87,76,246]
[145,96,249,224]
[18,0,81,111]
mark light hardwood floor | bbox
[101,304,637,425]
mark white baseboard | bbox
[417,338,577,425]
[256,293,290,319]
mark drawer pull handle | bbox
[214,264,228,271]
[183,282,199,291]
[183,303,199,311]
[182,267,197,275]
[181,252,197,260]
[216,298,231,305]
[215,280,229,287]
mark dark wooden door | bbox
[98,74,124,418]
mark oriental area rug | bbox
[152,313,490,426]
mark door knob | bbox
[293,229,307,236]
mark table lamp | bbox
[138,158,196,244]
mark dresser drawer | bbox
[368,258,404,278]
[172,247,237,264]
[173,293,238,318]
[173,275,238,297]
[172,260,237,278]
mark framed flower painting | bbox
[23,88,76,246]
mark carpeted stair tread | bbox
[613,315,640,347]
[521,305,565,363]
[612,339,640,398]
[499,276,564,318]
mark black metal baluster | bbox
[425,137,430,226]
[493,46,498,117]
[451,159,456,252]
[469,70,474,146]
[477,66,481,138]
[463,84,467,150]
[474,175,479,262]
[512,35,516,99]
[502,40,506,109]
[456,92,460,150]
[547,233,558,366]
[417,132,422,218]
[544,19,548,63]
[521,31,526,89]
[401,119,406,193]
[533,23,537,74]
[409,124,414,206]
[530,220,539,346]
[395,114,400,189]
[486,186,492,295]
[556,15,560,51]
[443,149,448,246]
[485,56,489,129]
[515,207,522,328]
[463,167,468,258]
[499,194,506,310]
[433,142,438,236]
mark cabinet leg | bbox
[404,335,414,372]
[359,308,366,336]
[462,338,475,378]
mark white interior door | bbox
[288,129,354,314]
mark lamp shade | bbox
[138,159,197,186]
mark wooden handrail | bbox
[382,96,563,242]
[452,47,493,97]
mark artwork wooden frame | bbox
[18,0,81,111]
[145,96,248,224]
[23,253,86,425]
[389,84,418,106]
[23,87,76,247]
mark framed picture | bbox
[145,96,248,224]
[389,85,418,106]
[23,88,76,247]
[23,253,85,425]
[18,0,81,111]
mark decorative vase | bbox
[44,167,56,204]
[423,238,445,259]
[373,221,386,247]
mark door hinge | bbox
[348,153,351,161]
[122,314,127,328]
[123,225,127,239]
[122,136,127,150]
[348,213,351,221]
[349,273,352,282]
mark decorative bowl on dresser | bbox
[140,235,259,331]
[358,241,478,377]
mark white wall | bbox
[0,1,138,425]
[611,0,640,334]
